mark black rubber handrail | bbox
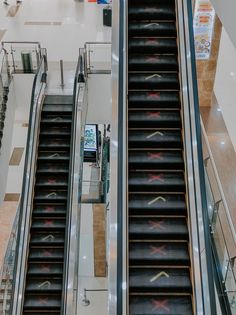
[186,0,217,313]
[10,54,47,314]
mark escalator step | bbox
[128,73,179,90]
[129,193,186,215]
[32,205,66,217]
[28,248,64,261]
[128,91,180,109]
[31,218,66,230]
[128,5,176,21]
[23,294,61,310]
[30,233,65,245]
[40,127,71,137]
[128,110,181,128]
[39,138,70,149]
[35,175,68,188]
[129,268,192,293]
[129,150,184,170]
[129,295,193,315]
[44,95,73,105]
[42,104,72,113]
[25,279,62,293]
[129,171,185,192]
[129,242,190,266]
[129,217,188,240]
[129,21,177,37]
[36,163,69,173]
[27,263,63,276]
[34,190,67,201]
[129,54,178,71]
[38,151,70,161]
[129,38,177,54]
[41,115,72,125]
[128,130,182,149]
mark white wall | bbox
[214,27,236,151]
[87,74,111,124]
[211,0,236,49]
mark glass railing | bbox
[201,119,236,314]
[1,42,45,74]
[84,42,111,73]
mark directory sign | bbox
[193,0,216,60]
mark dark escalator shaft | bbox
[128,0,193,314]
[23,95,73,314]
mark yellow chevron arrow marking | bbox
[145,74,162,81]
[144,23,160,28]
[46,192,57,198]
[148,196,166,206]
[146,131,164,139]
[38,280,51,288]
[150,271,169,283]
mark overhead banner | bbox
[193,0,216,60]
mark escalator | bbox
[22,95,73,314]
[127,0,193,314]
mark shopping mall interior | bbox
[0,0,236,314]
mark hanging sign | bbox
[97,0,111,4]
[193,0,216,60]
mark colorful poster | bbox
[97,0,111,3]
[193,0,215,60]
[84,125,97,151]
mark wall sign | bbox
[193,0,216,60]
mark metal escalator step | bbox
[30,233,65,245]
[33,205,66,217]
[128,110,181,128]
[129,193,186,215]
[35,175,68,188]
[23,294,61,310]
[128,91,180,109]
[42,104,72,113]
[27,263,63,276]
[31,218,66,230]
[129,268,192,293]
[129,295,193,315]
[129,54,178,72]
[129,38,177,54]
[129,171,185,192]
[128,73,179,90]
[37,151,70,161]
[129,150,184,170]
[41,115,72,125]
[36,163,69,173]
[28,248,64,261]
[129,242,190,266]
[44,95,73,105]
[129,217,188,240]
[34,190,67,201]
[38,138,70,149]
[40,127,71,137]
[129,21,177,37]
[128,130,182,149]
[128,5,176,21]
[25,279,62,293]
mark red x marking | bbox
[147,92,160,99]
[150,245,166,256]
[147,56,160,63]
[146,39,158,45]
[46,206,55,212]
[148,152,163,160]
[148,174,164,183]
[152,299,170,312]
[44,219,54,226]
[43,250,52,257]
[48,179,56,184]
[38,297,48,305]
[41,265,50,273]
[147,111,161,118]
[148,220,166,230]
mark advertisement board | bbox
[193,0,215,60]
